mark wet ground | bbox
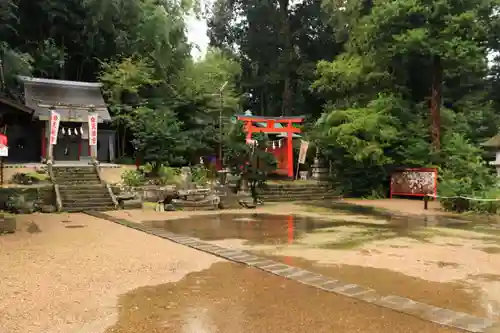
[143,212,500,319]
[104,262,460,333]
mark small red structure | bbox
[236,113,304,177]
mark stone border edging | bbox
[85,211,496,333]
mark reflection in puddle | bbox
[104,263,459,333]
[144,212,500,249]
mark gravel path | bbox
[0,213,220,333]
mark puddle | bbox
[144,213,500,319]
[104,262,459,333]
[145,213,500,249]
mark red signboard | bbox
[390,168,438,198]
[88,113,98,146]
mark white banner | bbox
[88,113,98,146]
[49,110,60,145]
[298,140,309,164]
[0,146,8,157]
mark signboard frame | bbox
[390,167,438,199]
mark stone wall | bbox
[0,185,55,209]
[112,185,177,202]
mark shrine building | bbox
[0,76,115,163]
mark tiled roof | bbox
[18,76,111,122]
[482,134,500,148]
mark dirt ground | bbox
[100,165,136,184]
[343,198,448,216]
[0,213,221,333]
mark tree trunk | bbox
[430,55,442,151]
[121,125,127,157]
[278,0,293,116]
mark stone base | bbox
[119,198,142,209]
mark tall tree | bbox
[207,0,341,117]
[316,0,499,150]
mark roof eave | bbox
[17,75,102,89]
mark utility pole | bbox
[219,81,228,169]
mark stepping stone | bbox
[448,315,496,332]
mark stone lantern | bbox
[481,134,500,176]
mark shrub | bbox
[158,166,181,186]
[438,133,500,213]
[121,169,145,187]
[191,165,209,186]
[11,172,49,185]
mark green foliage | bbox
[100,56,159,105]
[158,165,181,186]
[438,132,500,213]
[121,169,145,187]
[191,165,209,186]
[130,106,186,166]
[11,172,49,185]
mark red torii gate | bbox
[235,114,304,178]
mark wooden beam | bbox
[247,127,301,134]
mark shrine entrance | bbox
[236,112,304,177]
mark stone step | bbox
[56,180,101,185]
[62,200,114,208]
[53,167,95,171]
[260,190,335,195]
[60,195,111,202]
[64,205,115,212]
[54,173,97,178]
[260,195,340,202]
[58,189,108,195]
[59,189,110,195]
[53,169,96,174]
[55,173,99,178]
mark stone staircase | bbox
[258,183,340,202]
[52,166,116,212]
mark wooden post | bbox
[47,136,54,163]
[1,157,4,185]
[287,121,293,178]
